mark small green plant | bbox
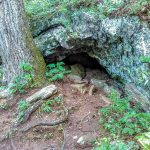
[46,62,70,82]
[99,89,150,136]
[18,100,29,112]
[17,100,29,122]
[140,56,150,63]
[41,100,53,113]
[40,96,64,113]
[94,138,139,150]
[9,62,34,94]
[54,95,63,105]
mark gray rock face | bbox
[32,12,150,111]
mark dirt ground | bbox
[0,76,111,150]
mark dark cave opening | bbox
[45,51,111,78]
[63,52,108,73]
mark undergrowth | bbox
[95,89,150,149]
[99,89,150,136]
[94,138,139,150]
[24,0,150,22]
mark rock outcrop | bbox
[31,12,150,111]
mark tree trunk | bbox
[0,0,46,85]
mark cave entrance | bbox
[63,52,110,81]
[46,51,124,96]
[62,52,125,97]
[63,52,107,71]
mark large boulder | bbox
[31,12,150,111]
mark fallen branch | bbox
[19,108,68,132]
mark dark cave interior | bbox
[63,52,108,73]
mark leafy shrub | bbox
[99,89,150,136]
[94,138,139,150]
[46,62,70,82]
[9,62,34,94]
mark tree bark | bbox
[0,0,46,85]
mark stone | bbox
[67,74,83,83]
[70,64,85,79]
[0,89,10,99]
[76,133,96,148]
[71,83,88,94]
[73,136,78,140]
[91,79,120,97]
[67,74,89,84]
[86,68,109,81]
[26,85,57,103]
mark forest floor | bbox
[0,71,111,150]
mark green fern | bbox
[46,61,70,82]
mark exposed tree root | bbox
[19,108,68,132]
[10,138,16,150]
[61,126,66,150]
[15,99,45,127]
[23,99,45,123]
[15,85,58,127]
